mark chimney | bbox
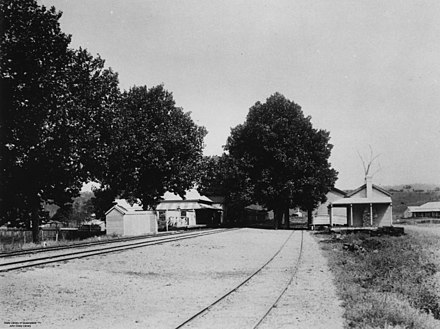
[365,176,373,198]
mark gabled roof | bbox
[156,202,221,211]
[332,196,392,206]
[346,184,391,197]
[420,202,440,209]
[331,187,347,196]
[245,204,266,212]
[105,204,153,216]
[161,189,213,203]
[208,196,225,204]
[408,201,440,212]
[105,200,151,216]
[105,204,130,215]
[114,199,143,211]
[156,189,220,211]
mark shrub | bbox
[318,232,440,328]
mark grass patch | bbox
[316,231,440,329]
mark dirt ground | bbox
[0,229,344,329]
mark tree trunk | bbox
[307,208,313,230]
[284,208,290,229]
[273,208,283,230]
[31,208,40,243]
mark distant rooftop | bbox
[161,189,212,203]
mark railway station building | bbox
[329,176,392,227]
[156,189,223,229]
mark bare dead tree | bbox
[357,145,381,178]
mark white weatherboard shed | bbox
[312,187,347,227]
[105,199,158,236]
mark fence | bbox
[0,227,105,246]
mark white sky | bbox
[40,0,440,189]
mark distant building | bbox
[208,196,226,224]
[244,204,270,223]
[244,205,300,226]
[404,202,440,218]
[156,189,222,228]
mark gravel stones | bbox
[0,229,344,329]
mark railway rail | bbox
[175,230,304,329]
[0,228,233,273]
[0,228,210,259]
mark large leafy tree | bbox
[63,49,121,182]
[225,93,338,228]
[198,154,253,224]
[101,85,207,209]
[0,0,120,241]
[198,155,228,197]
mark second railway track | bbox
[0,228,211,258]
[0,228,234,273]
[175,230,304,329]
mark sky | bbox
[39,0,440,189]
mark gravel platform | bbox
[0,228,344,329]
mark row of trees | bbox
[0,0,206,241]
[1,0,338,241]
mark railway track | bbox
[0,228,233,273]
[0,228,210,258]
[175,230,304,329]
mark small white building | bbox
[105,199,158,236]
[312,187,347,227]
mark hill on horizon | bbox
[381,183,440,192]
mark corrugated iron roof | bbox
[331,187,347,196]
[406,202,440,213]
[346,184,391,197]
[156,202,221,211]
[331,197,392,206]
[161,189,213,203]
[105,204,153,216]
[245,204,265,211]
[114,199,143,211]
[420,202,440,209]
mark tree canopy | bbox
[1,0,208,239]
[198,154,254,222]
[99,85,207,209]
[0,0,122,240]
[1,0,83,237]
[225,93,338,227]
